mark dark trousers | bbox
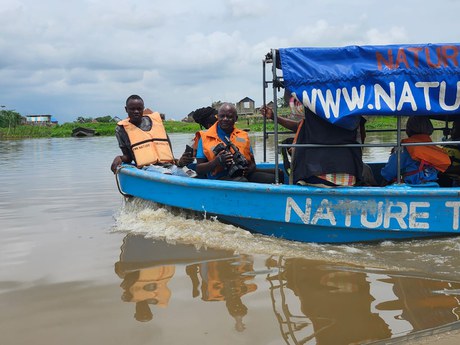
[218,169,282,184]
[248,168,282,184]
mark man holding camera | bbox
[195,103,276,183]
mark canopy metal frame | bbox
[262,49,459,186]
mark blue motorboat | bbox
[115,43,460,243]
[116,162,460,243]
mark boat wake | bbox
[111,198,460,279]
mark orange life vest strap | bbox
[403,134,451,172]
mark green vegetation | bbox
[1,107,444,140]
[0,122,117,139]
[0,109,23,136]
[75,115,114,123]
[364,116,445,130]
[365,116,397,130]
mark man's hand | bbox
[216,151,233,168]
[111,156,123,174]
[178,152,194,167]
[260,106,274,120]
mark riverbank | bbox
[0,116,404,139]
[0,120,202,139]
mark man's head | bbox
[192,106,218,129]
[405,116,434,137]
[125,95,144,126]
[217,103,237,134]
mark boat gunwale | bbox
[117,164,460,197]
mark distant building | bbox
[26,114,52,125]
[236,97,255,115]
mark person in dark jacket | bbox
[260,104,363,187]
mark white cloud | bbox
[1,0,459,122]
[365,27,409,45]
[226,0,267,18]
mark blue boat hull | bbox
[116,164,460,243]
[217,215,441,243]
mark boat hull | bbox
[116,164,460,243]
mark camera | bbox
[212,141,248,177]
[184,144,194,154]
[212,143,226,156]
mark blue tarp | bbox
[279,44,460,128]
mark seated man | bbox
[110,94,189,177]
[260,104,363,187]
[380,116,450,185]
[195,103,276,183]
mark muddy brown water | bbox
[1,134,459,345]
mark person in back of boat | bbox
[260,104,363,187]
[195,103,276,183]
[177,106,218,170]
[380,116,451,186]
[110,94,190,176]
[438,120,460,187]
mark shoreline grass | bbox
[0,116,445,140]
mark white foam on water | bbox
[111,198,460,278]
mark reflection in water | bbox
[114,234,256,329]
[114,234,460,344]
[266,257,460,345]
[117,265,174,322]
[186,255,257,331]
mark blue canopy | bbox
[279,44,460,128]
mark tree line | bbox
[0,108,116,128]
[75,115,117,123]
[0,109,22,133]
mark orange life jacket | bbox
[402,134,451,173]
[200,123,252,176]
[192,132,201,149]
[191,130,206,156]
[199,260,257,302]
[126,266,175,306]
[118,113,174,167]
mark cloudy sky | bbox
[1,0,459,123]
